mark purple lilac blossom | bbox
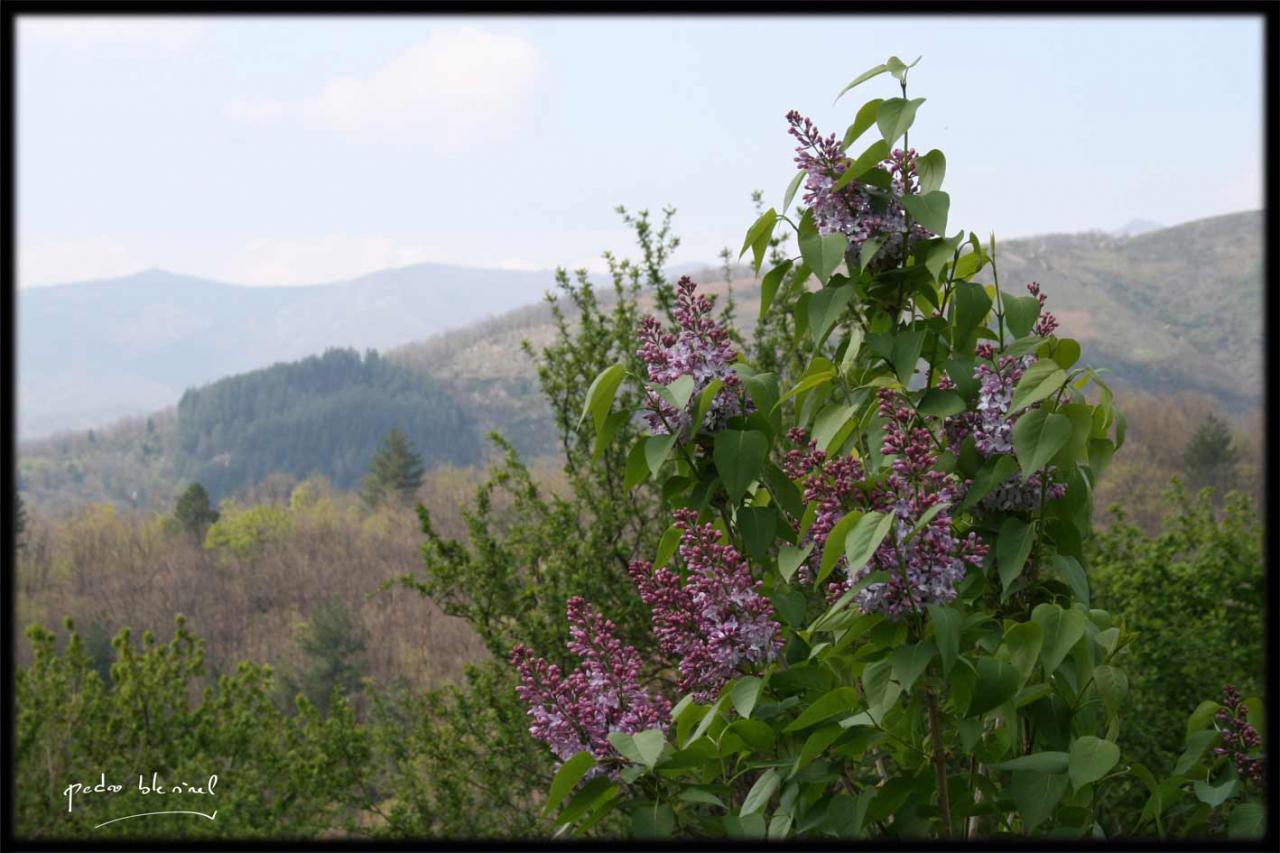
[786,111,932,270]
[511,597,670,770]
[1214,684,1265,784]
[782,427,864,584]
[829,389,988,617]
[637,277,748,438]
[628,509,783,702]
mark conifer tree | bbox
[361,428,425,508]
[1183,411,1240,494]
[173,482,219,539]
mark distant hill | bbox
[16,263,560,438]
[16,212,1263,513]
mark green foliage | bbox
[175,348,479,500]
[361,428,425,509]
[14,617,370,839]
[203,500,293,559]
[173,482,219,538]
[1090,482,1264,770]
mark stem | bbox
[926,687,953,838]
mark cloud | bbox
[222,234,448,286]
[225,26,548,148]
[19,238,143,288]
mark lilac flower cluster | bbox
[1213,685,1265,784]
[511,598,670,768]
[786,111,931,270]
[1027,281,1060,338]
[782,427,864,584]
[834,389,988,617]
[637,277,748,438]
[629,510,783,702]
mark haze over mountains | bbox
[17,263,563,437]
[17,211,1263,445]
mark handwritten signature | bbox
[63,772,219,829]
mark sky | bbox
[15,13,1266,288]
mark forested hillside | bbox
[174,349,480,499]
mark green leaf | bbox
[624,438,649,489]
[740,769,781,816]
[807,284,855,347]
[891,328,927,385]
[784,686,859,732]
[544,752,596,816]
[731,676,765,719]
[890,641,935,692]
[1032,603,1088,675]
[858,235,885,272]
[580,363,626,434]
[861,658,902,716]
[758,260,793,321]
[1050,338,1081,370]
[900,191,950,235]
[926,604,962,675]
[654,525,681,568]
[645,434,678,477]
[843,510,894,578]
[691,378,725,435]
[798,210,848,285]
[714,430,769,504]
[739,208,778,274]
[969,657,1019,717]
[816,510,862,585]
[960,454,1019,511]
[811,403,857,454]
[607,731,642,765]
[770,588,808,628]
[1051,554,1090,606]
[777,543,813,583]
[838,324,864,377]
[780,366,836,405]
[632,729,666,770]
[679,788,727,809]
[1173,729,1219,776]
[834,139,890,190]
[782,171,805,215]
[1001,620,1044,684]
[952,280,992,341]
[1002,292,1042,339]
[1013,770,1069,832]
[739,506,778,563]
[877,97,926,148]
[1093,665,1129,717]
[631,802,675,838]
[996,517,1035,594]
[1068,736,1119,790]
[1185,700,1222,743]
[727,718,775,752]
[792,724,845,777]
[1010,360,1067,413]
[835,65,889,102]
[553,776,619,830]
[916,149,946,194]
[841,98,883,150]
[994,752,1069,774]
[1013,410,1073,477]
[1227,801,1264,838]
[917,389,966,417]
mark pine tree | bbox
[174,482,219,539]
[1183,412,1240,495]
[361,428,425,508]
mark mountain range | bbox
[15,211,1264,513]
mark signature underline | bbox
[94,810,218,829]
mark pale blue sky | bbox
[16,14,1265,288]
